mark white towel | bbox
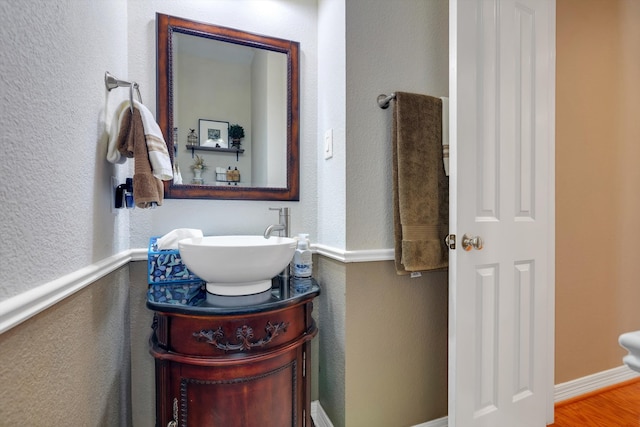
[134,100,173,181]
[173,164,183,185]
[106,101,130,164]
[107,100,173,181]
[440,97,450,176]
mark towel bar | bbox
[377,93,396,109]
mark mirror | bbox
[156,13,300,200]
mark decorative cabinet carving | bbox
[192,321,289,352]
[148,286,318,427]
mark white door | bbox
[448,1,555,426]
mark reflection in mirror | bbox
[174,34,287,188]
[156,13,300,200]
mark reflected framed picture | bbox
[199,119,229,148]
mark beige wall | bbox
[130,262,157,427]
[556,0,640,383]
[316,256,448,427]
[316,256,348,426]
[0,269,131,425]
[346,262,448,427]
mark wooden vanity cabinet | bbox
[149,288,318,427]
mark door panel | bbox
[449,1,555,426]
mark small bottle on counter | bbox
[292,234,312,278]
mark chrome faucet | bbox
[264,207,291,288]
[264,207,290,239]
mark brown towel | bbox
[116,108,164,208]
[392,92,448,274]
[117,116,134,159]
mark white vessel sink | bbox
[178,235,296,297]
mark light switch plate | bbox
[324,129,333,160]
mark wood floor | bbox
[548,378,640,426]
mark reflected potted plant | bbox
[229,124,245,149]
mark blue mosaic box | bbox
[147,282,206,306]
[147,236,201,284]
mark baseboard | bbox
[310,400,447,427]
[553,364,640,403]
[311,400,334,427]
[310,368,640,426]
[411,416,448,427]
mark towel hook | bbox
[105,71,143,113]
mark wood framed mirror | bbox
[156,13,299,200]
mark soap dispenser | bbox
[292,234,312,278]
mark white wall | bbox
[0,0,130,301]
[251,49,288,187]
[317,0,347,250]
[318,0,449,252]
[315,2,348,424]
[252,50,270,185]
[126,0,318,245]
[345,0,449,250]
[265,53,288,187]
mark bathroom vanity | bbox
[147,278,319,427]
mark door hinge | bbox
[445,234,456,250]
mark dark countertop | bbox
[147,276,319,316]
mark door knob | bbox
[462,234,483,251]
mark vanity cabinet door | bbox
[174,348,302,427]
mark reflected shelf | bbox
[186,146,245,154]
